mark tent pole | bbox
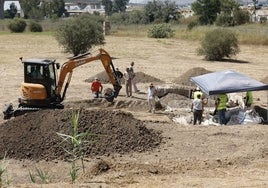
[267,91,268,123]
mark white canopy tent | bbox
[190,70,268,123]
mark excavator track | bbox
[3,103,40,120]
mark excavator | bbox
[3,48,122,120]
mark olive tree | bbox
[55,14,105,56]
[197,28,239,61]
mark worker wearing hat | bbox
[148,82,157,113]
[91,77,103,98]
[193,87,203,99]
[192,86,208,124]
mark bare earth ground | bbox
[0,34,268,187]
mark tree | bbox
[49,0,65,18]
[113,0,129,13]
[191,0,221,25]
[215,0,241,26]
[20,0,65,19]
[20,0,41,19]
[102,0,113,16]
[144,0,180,23]
[102,0,129,16]
[233,8,250,25]
[39,0,65,19]
[4,2,17,18]
[55,14,105,56]
[0,0,4,19]
[161,0,180,23]
[197,28,239,61]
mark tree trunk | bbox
[0,0,4,19]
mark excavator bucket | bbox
[104,88,115,102]
[3,103,14,120]
[3,103,40,120]
[103,84,122,102]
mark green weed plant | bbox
[56,109,96,183]
[29,167,51,184]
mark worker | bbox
[215,93,228,125]
[191,94,204,125]
[91,77,103,98]
[244,91,253,108]
[123,67,132,97]
[115,67,123,84]
[193,86,208,115]
[129,62,139,93]
[148,82,157,114]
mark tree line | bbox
[1,0,258,26]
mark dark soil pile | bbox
[173,67,212,86]
[85,71,164,84]
[0,109,162,161]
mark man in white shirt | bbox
[129,62,139,93]
[191,94,203,125]
[123,67,132,97]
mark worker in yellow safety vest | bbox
[193,87,203,99]
[215,93,228,125]
[245,91,253,108]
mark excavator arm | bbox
[57,48,121,102]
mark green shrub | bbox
[109,12,129,25]
[215,13,233,26]
[233,9,250,25]
[260,17,267,24]
[187,20,199,30]
[197,28,239,61]
[29,21,43,32]
[7,18,27,33]
[147,23,174,38]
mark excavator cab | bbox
[19,59,61,108]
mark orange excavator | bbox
[3,48,122,119]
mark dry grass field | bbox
[0,33,268,187]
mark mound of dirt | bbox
[64,98,150,112]
[261,75,268,84]
[159,94,191,108]
[0,109,162,161]
[85,71,164,84]
[173,67,211,86]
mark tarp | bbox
[190,70,268,95]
